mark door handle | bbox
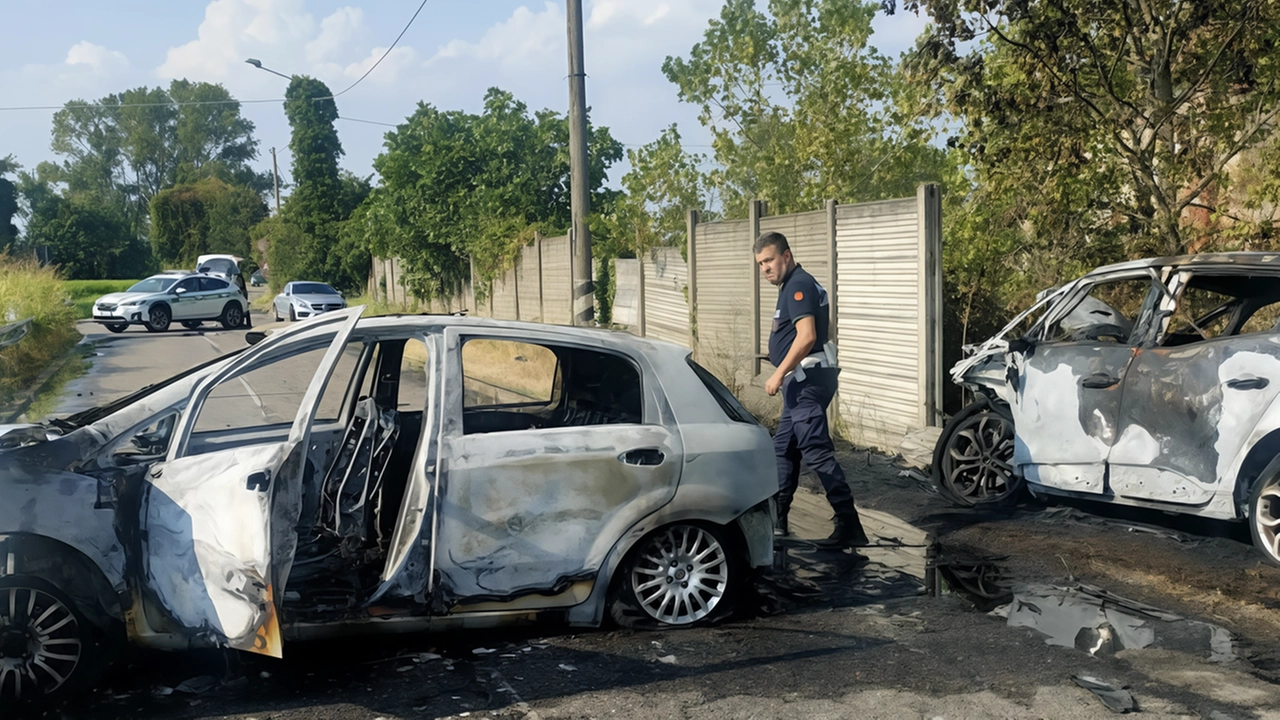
[1080,373,1121,389]
[1227,377,1270,391]
[621,448,665,466]
[246,471,271,492]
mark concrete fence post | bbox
[687,209,699,347]
[749,199,764,377]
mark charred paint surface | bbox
[436,425,681,603]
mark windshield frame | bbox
[292,282,339,295]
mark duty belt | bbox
[787,342,839,383]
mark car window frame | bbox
[1034,269,1167,347]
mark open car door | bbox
[133,308,362,657]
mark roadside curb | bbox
[0,340,94,423]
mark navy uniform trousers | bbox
[774,366,856,516]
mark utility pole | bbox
[270,147,281,214]
[567,0,593,326]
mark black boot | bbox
[814,506,870,549]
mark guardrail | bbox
[0,318,33,349]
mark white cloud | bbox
[64,41,130,75]
[339,46,417,84]
[429,3,564,71]
[158,0,319,81]
[306,7,366,64]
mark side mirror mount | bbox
[246,330,268,346]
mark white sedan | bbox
[273,281,347,321]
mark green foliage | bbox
[357,88,623,300]
[662,0,947,216]
[256,216,316,293]
[0,156,18,253]
[0,254,79,406]
[284,76,344,240]
[603,126,714,255]
[19,175,153,280]
[910,0,1280,258]
[63,279,138,318]
[47,80,267,242]
[149,177,268,267]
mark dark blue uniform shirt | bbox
[768,265,830,368]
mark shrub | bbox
[0,254,79,406]
[64,279,138,319]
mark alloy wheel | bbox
[1253,475,1280,564]
[0,585,82,702]
[629,525,729,625]
[147,306,169,331]
[941,410,1017,503]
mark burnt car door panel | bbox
[1011,274,1160,495]
[433,330,682,606]
[129,308,362,657]
[1109,272,1280,508]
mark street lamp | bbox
[244,58,291,214]
[244,58,291,80]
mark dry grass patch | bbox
[0,256,79,406]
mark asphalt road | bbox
[29,318,1280,720]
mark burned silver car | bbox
[933,253,1280,566]
[0,309,775,705]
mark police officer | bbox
[754,231,869,548]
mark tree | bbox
[663,0,947,216]
[283,76,343,242]
[20,173,152,280]
[603,125,715,254]
[908,0,1280,257]
[48,80,268,241]
[0,156,19,253]
[149,177,268,267]
[358,88,623,299]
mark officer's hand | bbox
[766,372,783,396]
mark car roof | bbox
[1087,251,1280,277]
[350,313,694,358]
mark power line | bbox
[0,0,430,113]
[338,116,400,128]
[333,0,429,98]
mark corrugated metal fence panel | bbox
[835,198,921,449]
[757,211,830,359]
[643,247,689,347]
[517,243,542,323]
[490,267,519,320]
[694,219,753,387]
[541,235,572,326]
[613,258,640,328]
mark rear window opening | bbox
[686,357,758,425]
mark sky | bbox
[0,0,930,191]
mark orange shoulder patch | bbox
[793,291,804,301]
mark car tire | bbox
[181,321,202,330]
[1248,468,1280,567]
[219,302,244,330]
[289,306,297,322]
[143,304,171,333]
[609,523,743,629]
[273,304,280,322]
[931,397,1023,507]
[105,324,127,334]
[0,575,104,709]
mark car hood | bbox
[97,291,162,305]
[0,424,54,449]
[290,293,345,305]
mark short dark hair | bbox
[753,231,790,255]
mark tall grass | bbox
[0,255,80,406]
[64,279,138,319]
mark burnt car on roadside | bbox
[0,310,775,707]
[933,252,1280,566]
